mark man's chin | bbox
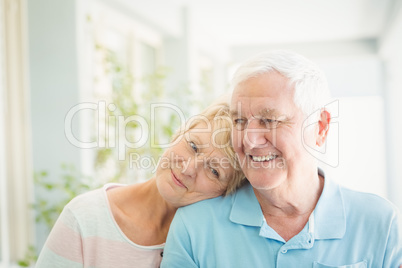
[246,172,284,190]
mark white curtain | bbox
[0,0,33,265]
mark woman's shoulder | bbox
[61,183,124,221]
[65,186,103,209]
[58,184,128,235]
[66,183,123,207]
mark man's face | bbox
[230,72,320,191]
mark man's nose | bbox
[243,119,269,149]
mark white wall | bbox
[379,0,402,211]
[316,56,387,198]
[28,0,82,249]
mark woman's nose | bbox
[180,157,197,179]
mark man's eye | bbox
[233,118,245,124]
[261,118,280,128]
[233,118,247,129]
[189,141,198,153]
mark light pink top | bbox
[35,184,164,268]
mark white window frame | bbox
[80,1,164,182]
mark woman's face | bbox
[156,121,234,207]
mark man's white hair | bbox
[231,50,331,119]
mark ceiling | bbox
[191,0,393,46]
[116,0,396,48]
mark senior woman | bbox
[35,102,245,268]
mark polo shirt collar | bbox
[229,182,264,227]
[229,169,346,240]
[313,174,346,240]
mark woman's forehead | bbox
[187,121,230,146]
[185,131,225,153]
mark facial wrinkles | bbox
[243,96,267,122]
[246,103,271,149]
[186,171,224,197]
[204,145,231,181]
[181,148,224,186]
[180,157,192,176]
[205,154,227,183]
[180,132,208,176]
[239,105,285,160]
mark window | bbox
[81,1,165,185]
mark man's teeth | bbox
[251,155,278,162]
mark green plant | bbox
[32,164,101,229]
[17,245,37,267]
[18,164,100,267]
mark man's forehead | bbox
[231,89,294,116]
[230,105,280,114]
[232,92,275,107]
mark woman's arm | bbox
[35,206,84,268]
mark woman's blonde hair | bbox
[171,102,245,195]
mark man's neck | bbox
[254,173,324,241]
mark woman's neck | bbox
[107,178,177,246]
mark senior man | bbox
[161,51,402,267]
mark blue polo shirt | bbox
[161,176,402,268]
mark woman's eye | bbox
[189,141,198,153]
[210,167,219,178]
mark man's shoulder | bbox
[340,184,399,219]
[178,192,235,217]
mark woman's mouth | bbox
[171,170,187,188]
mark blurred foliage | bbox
[32,164,101,230]
[92,43,192,183]
[17,246,37,267]
[18,165,101,267]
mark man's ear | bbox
[316,109,331,146]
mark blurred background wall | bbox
[1,0,402,266]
